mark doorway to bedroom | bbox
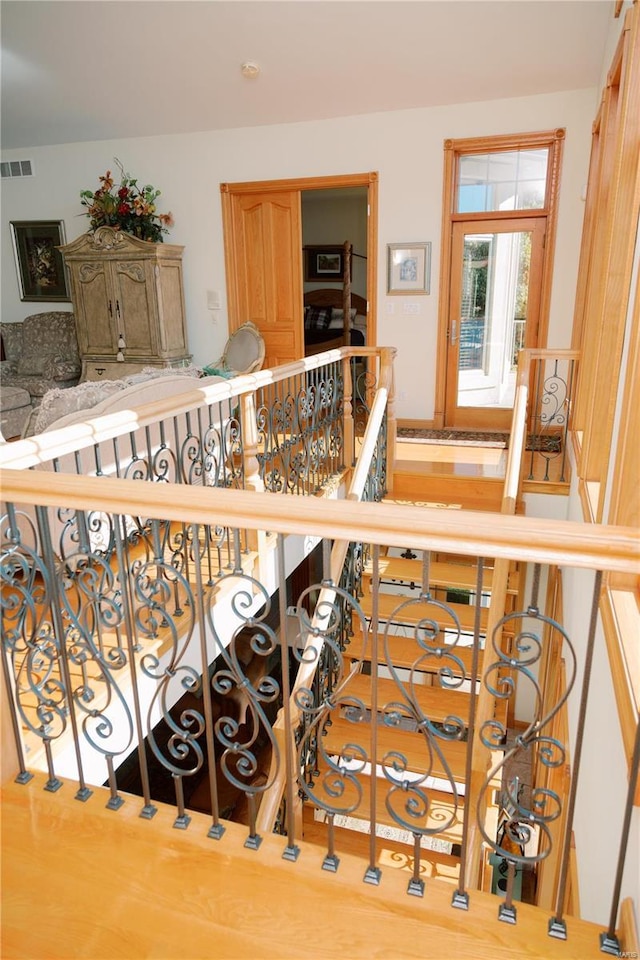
[220,172,378,370]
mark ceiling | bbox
[1,0,613,152]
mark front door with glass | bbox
[445,218,545,430]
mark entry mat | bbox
[396,429,562,453]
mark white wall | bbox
[2,87,595,420]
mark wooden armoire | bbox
[60,226,191,380]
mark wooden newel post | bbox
[384,349,397,493]
[241,389,265,554]
[342,355,354,468]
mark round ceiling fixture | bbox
[241,61,260,79]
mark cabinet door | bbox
[73,261,118,356]
[112,261,157,357]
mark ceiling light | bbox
[241,61,260,79]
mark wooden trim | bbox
[435,130,564,430]
[606,256,640,537]
[396,418,438,431]
[578,5,640,505]
[220,171,378,196]
[220,171,378,354]
[1,468,638,574]
[620,897,640,956]
[570,109,603,354]
[600,587,640,805]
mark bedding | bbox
[303,291,367,355]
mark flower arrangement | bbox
[80,158,174,243]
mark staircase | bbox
[300,539,520,892]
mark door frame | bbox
[434,129,565,429]
[221,172,378,349]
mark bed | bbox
[303,290,367,356]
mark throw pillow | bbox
[304,305,332,331]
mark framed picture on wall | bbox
[387,242,431,295]
[10,220,71,301]
[305,245,344,281]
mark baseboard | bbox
[397,418,438,431]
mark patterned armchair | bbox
[0,312,81,402]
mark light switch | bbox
[207,290,221,310]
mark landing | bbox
[2,773,606,959]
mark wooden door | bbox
[223,189,303,368]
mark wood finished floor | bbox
[393,439,569,490]
[1,772,607,960]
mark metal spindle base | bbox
[548,917,567,940]
[106,795,124,810]
[140,804,157,820]
[75,787,92,802]
[322,853,339,872]
[282,844,300,862]
[244,834,262,850]
[499,902,517,924]
[15,771,33,785]
[599,932,621,955]
[451,889,469,910]
[173,813,191,830]
[407,877,424,898]
[363,866,381,886]
[44,777,63,793]
[208,823,225,840]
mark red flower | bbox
[117,202,131,216]
[118,186,130,199]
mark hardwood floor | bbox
[1,772,608,960]
[391,439,569,505]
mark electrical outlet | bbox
[397,390,407,401]
[403,302,420,315]
[385,302,395,314]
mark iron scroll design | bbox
[255,362,344,494]
[476,606,576,871]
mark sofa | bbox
[1,312,81,402]
[22,366,221,437]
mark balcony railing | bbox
[1,346,638,955]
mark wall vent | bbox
[1,159,34,179]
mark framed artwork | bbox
[305,245,344,281]
[10,220,71,301]
[387,242,431,295]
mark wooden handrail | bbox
[0,346,385,471]
[1,470,636,572]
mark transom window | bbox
[457,148,549,213]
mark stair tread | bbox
[359,592,503,636]
[320,715,471,782]
[343,673,472,725]
[362,557,519,595]
[348,633,483,678]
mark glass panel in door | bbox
[446,218,545,430]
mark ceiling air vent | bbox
[1,159,34,179]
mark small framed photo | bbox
[387,242,431,295]
[10,220,71,301]
[305,245,344,281]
